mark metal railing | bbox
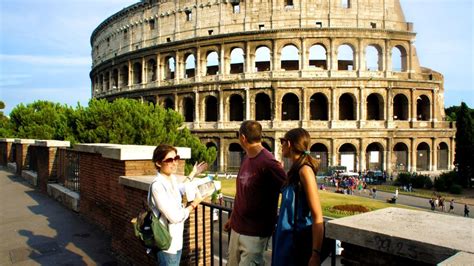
[58,149,80,192]
[194,201,232,266]
[193,197,337,266]
[25,146,38,172]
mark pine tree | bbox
[454,102,474,188]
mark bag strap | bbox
[147,180,163,219]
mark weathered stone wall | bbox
[90,0,456,173]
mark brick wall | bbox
[0,142,10,166]
[78,150,212,265]
[15,143,29,176]
[37,146,60,193]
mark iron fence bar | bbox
[202,205,206,265]
[218,209,223,266]
[210,205,214,266]
[194,207,198,265]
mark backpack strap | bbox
[148,180,164,219]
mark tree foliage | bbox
[454,102,474,188]
[2,99,216,169]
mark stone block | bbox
[21,170,38,187]
[47,184,80,212]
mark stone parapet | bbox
[73,143,191,161]
[326,207,473,265]
[14,139,35,144]
[34,140,71,147]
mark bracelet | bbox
[312,249,321,255]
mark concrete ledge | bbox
[21,170,38,187]
[34,140,70,147]
[119,174,187,191]
[438,252,474,266]
[47,184,80,212]
[14,139,36,144]
[326,207,474,264]
[0,138,15,143]
[7,162,16,173]
[73,143,191,161]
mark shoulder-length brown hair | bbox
[284,128,320,185]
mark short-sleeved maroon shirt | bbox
[230,148,286,237]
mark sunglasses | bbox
[162,155,181,163]
[236,131,240,138]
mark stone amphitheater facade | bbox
[90,0,455,175]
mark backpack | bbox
[131,181,172,251]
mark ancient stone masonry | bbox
[91,0,455,174]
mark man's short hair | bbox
[239,120,262,144]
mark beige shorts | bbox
[227,229,270,266]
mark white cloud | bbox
[0,54,90,66]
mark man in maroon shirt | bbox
[227,120,286,265]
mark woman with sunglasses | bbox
[272,128,324,266]
[150,144,207,265]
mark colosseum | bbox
[90,0,456,175]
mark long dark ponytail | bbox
[285,128,320,185]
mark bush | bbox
[424,177,433,189]
[395,172,411,186]
[434,177,447,191]
[412,174,430,189]
[449,184,463,194]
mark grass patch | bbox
[374,185,457,200]
[216,178,417,218]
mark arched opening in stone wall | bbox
[230,48,245,74]
[416,95,430,121]
[365,45,382,71]
[309,44,327,70]
[185,53,196,78]
[310,143,328,174]
[120,65,129,87]
[183,97,194,122]
[104,72,110,91]
[393,142,408,171]
[98,74,103,92]
[147,59,157,82]
[205,96,218,122]
[228,143,244,172]
[437,142,449,170]
[393,94,409,120]
[255,93,271,120]
[281,44,299,71]
[310,93,328,120]
[145,97,156,106]
[338,44,354,70]
[112,69,118,89]
[164,97,174,110]
[262,142,272,152]
[339,143,357,172]
[392,45,407,72]
[339,93,356,120]
[282,93,299,120]
[255,46,271,72]
[133,62,142,84]
[416,142,430,171]
[165,56,175,80]
[366,93,384,120]
[229,94,244,121]
[366,142,384,171]
[206,51,219,75]
[206,142,219,172]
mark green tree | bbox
[0,101,14,137]
[454,102,474,188]
[75,98,216,169]
[8,101,75,141]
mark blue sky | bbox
[1,0,473,116]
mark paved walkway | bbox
[327,187,472,218]
[0,169,117,266]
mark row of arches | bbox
[93,42,408,92]
[209,140,450,173]
[161,91,431,123]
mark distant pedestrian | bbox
[448,199,454,213]
[464,204,470,217]
[429,199,435,211]
[372,187,377,199]
[439,198,445,212]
